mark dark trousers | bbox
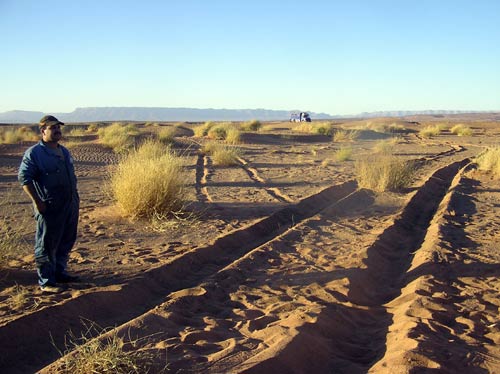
[34,197,79,286]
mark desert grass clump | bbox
[67,127,88,137]
[200,141,220,155]
[203,122,241,143]
[110,140,185,219]
[333,129,359,142]
[355,154,414,192]
[475,147,500,179]
[294,122,315,133]
[8,284,30,310]
[419,125,441,138]
[157,126,178,144]
[212,146,241,166]
[294,121,336,136]
[202,141,241,166]
[225,127,241,144]
[86,123,99,133]
[57,323,158,374]
[335,146,353,161]
[313,122,336,136]
[241,119,262,132]
[0,126,38,144]
[450,124,473,136]
[98,123,139,153]
[206,123,230,140]
[193,121,216,137]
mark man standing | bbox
[18,115,80,293]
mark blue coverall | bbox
[18,141,79,287]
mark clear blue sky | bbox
[1,0,499,115]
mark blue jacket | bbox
[18,141,78,211]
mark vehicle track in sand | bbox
[195,151,294,205]
[62,158,469,374]
[35,156,481,374]
[0,177,358,373]
[1,137,483,373]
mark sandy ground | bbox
[0,117,499,373]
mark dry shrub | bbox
[157,126,178,144]
[333,129,359,142]
[313,122,336,136]
[202,141,241,166]
[419,125,441,138]
[0,126,38,144]
[8,284,30,310]
[475,147,500,179]
[213,146,241,166]
[358,121,398,133]
[67,127,87,137]
[450,124,473,136]
[205,123,241,144]
[355,154,414,192]
[293,121,335,135]
[206,123,229,140]
[335,146,353,161]
[110,140,185,219]
[98,123,139,153]
[225,127,241,144]
[86,123,99,133]
[193,121,216,137]
[57,323,160,374]
[294,122,314,133]
[241,119,262,131]
[200,141,219,155]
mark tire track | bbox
[371,165,500,372]
[237,156,294,203]
[195,152,213,203]
[41,159,471,374]
[238,158,471,373]
[0,181,357,374]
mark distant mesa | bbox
[0,107,333,123]
[0,107,497,123]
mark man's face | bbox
[41,124,62,142]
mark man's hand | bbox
[22,183,46,214]
[34,200,47,214]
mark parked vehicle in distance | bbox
[290,112,311,122]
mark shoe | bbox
[40,284,64,293]
[55,273,80,283]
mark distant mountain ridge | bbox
[0,107,333,123]
[0,107,496,123]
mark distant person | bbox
[18,115,80,293]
